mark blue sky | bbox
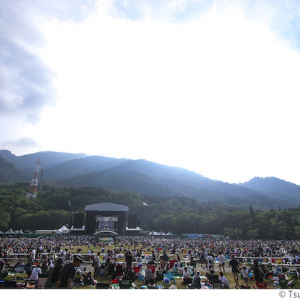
[1,0,300,185]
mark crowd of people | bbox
[1,235,300,289]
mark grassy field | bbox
[4,243,280,289]
[66,244,276,289]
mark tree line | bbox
[1,182,300,240]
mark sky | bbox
[1,0,300,185]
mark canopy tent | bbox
[166,231,174,235]
[5,228,15,234]
[55,225,70,234]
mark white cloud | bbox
[4,1,300,185]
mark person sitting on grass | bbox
[191,271,201,289]
[182,267,191,285]
[219,271,229,288]
[186,262,194,276]
[148,278,157,289]
[173,263,180,276]
[144,266,154,284]
[29,265,42,287]
[73,269,83,285]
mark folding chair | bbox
[96,282,110,289]
[111,278,119,284]
[155,270,164,283]
[212,280,222,289]
[169,260,177,269]
[160,261,166,269]
[190,260,197,267]
[148,265,155,274]
[119,279,132,289]
[107,263,115,275]
[279,279,288,289]
[208,274,219,284]
[116,265,124,277]
[133,266,140,277]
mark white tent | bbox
[55,225,70,234]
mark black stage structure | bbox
[84,203,129,235]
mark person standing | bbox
[204,249,208,268]
[253,259,264,283]
[241,265,249,287]
[229,255,239,288]
[92,252,100,278]
[218,251,226,274]
[44,258,64,289]
[206,252,214,271]
[30,248,36,260]
[125,251,133,272]
[59,255,82,288]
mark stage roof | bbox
[85,202,129,212]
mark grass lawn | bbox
[68,244,276,289]
[6,243,277,289]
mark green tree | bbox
[0,211,10,230]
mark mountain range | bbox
[1,149,300,210]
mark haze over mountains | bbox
[1,149,300,210]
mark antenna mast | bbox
[38,167,44,192]
[26,159,41,200]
